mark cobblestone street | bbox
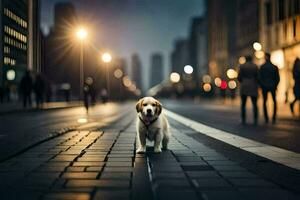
[0,115,299,200]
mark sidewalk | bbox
[0,114,299,200]
[0,101,82,115]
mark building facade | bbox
[150,53,163,88]
[171,39,190,75]
[0,0,28,88]
[259,0,300,102]
[131,53,143,91]
[207,0,237,78]
[189,16,208,81]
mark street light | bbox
[184,65,193,74]
[76,27,88,100]
[253,42,262,51]
[102,52,112,98]
[170,72,180,83]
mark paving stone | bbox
[66,180,130,188]
[104,167,133,172]
[156,189,198,200]
[77,157,106,162]
[107,157,133,162]
[53,155,77,161]
[86,166,104,172]
[182,165,214,171]
[186,171,221,178]
[177,157,203,162]
[156,179,191,188]
[106,162,132,167]
[100,172,132,179]
[43,192,91,200]
[201,190,244,200]
[153,172,186,179]
[238,188,299,200]
[62,172,98,179]
[72,162,104,167]
[219,171,258,178]
[228,178,277,187]
[213,165,247,171]
[66,167,85,172]
[37,166,66,172]
[193,178,232,189]
[207,160,237,166]
[93,190,130,200]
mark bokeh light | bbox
[228,80,237,89]
[239,56,246,65]
[114,69,123,79]
[76,28,88,40]
[253,42,262,51]
[170,72,180,83]
[102,52,112,63]
[203,83,212,92]
[184,65,193,74]
[6,70,16,81]
[202,75,211,83]
[220,80,227,90]
[214,77,222,87]
[255,51,264,59]
[226,69,238,79]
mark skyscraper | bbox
[171,39,190,75]
[0,0,40,88]
[150,53,163,88]
[131,54,142,90]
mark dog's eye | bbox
[143,103,147,106]
[152,104,155,106]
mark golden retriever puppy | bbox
[136,97,170,153]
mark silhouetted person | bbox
[290,58,300,115]
[259,53,280,124]
[100,88,108,103]
[20,70,33,108]
[83,83,90,112]
[34,74,46,109]
[238,56,259,125]
[0,86,4,103]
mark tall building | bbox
[150,53,164,87]
[171,39,190,75]
[131,54,142,90]
[43,2,80,97]
[207,0,237,78]
[189,16,208,81]
[0,0,40,88]
[235,0,259,59]
[259,0,300,102]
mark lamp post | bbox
[102,52,112,98]
[76,28,88,100]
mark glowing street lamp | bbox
[76,28,88,40]
[226,69,238,79]
[102,52,112,63]
[102,52,112,98]
[75,27,88,100]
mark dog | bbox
[136,97,170,153]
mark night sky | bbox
[41,0,205,89]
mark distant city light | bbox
[203,83,212,92]
[77,118,87,123]
[76,28,88,40]
[102,52,112,63]
[226,69,238,79]
[271,50,285,69]
[202,75,211,83]
[122,76,132,87]
[253,42,262,51]
[6,70,15,81]
[114,69,123,79]
[85,77,93,85]
[255,50,264,59]
[184,65,193,74]
[220,80,227,90]
[170,72,180,83]
[214,77,222,87]
[239,56,246,65]
[228,80,237,89]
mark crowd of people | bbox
[238,54,300,125]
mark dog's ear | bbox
[155,100,162,115]
[136,99,143,113]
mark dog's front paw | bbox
[137,146,146,154]
[154,147,162,153]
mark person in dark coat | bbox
[290,58,300,115]
[259,53,280,124]
[238,56,259,125]
[34,74,46,109]
[0,86,4,103]
[20,70,33,108]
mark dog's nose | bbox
[147,109,152,114]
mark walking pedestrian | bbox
[83,83,90,112]
[34,74,46,109]
[20,70,33,108]
[290,58,300,115]
[238,56,259,125]
[259,53,280,124]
